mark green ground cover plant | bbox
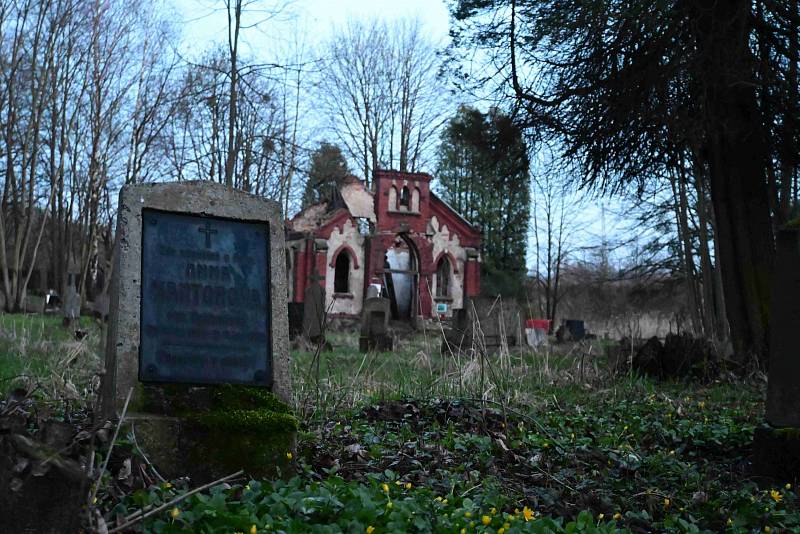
[1,314,798,532]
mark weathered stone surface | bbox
[101,182,294,485]
[442,297,522,355]
[359,297,392,352]
[288,302,304,339]
[302,283,326,341]
[102,181,292,417]
[62,282,80,324]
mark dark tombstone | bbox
[101,182,294,483]
[442,297,522,354]
[23,293,45,314]
[565,319,586,341]
[302,282,326,343]
[755,226,800,479]
[288,302,304,340]
[359,297,392,352]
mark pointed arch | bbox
[399,185,411,208]
[435,255,452,298]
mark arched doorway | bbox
[383,234,418,322]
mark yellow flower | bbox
[490,507,497,515]
[250,525,257,534]
[598,513,604,520]
[786,483,792,490]
[442,499,448,505]
[170,507,180,520]
[613,513,622,520]
[514,508,520,515]
[386,501,393,509]
[465,511,472,518]
[285,452,292,460]
[482,515,491,526]
[663,498,670,509]
[162,482,172,489]
[382,483,390,493]
[435,496,443,502]
[460,529,466,534]
[498,529,505,534]
[770,489,783,503]
[523,506,534,521]
[366,526,375,534]
[405,482,412,490]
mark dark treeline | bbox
[448,0,800,363]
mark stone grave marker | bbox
[101,181,294,482]
[287,302,304,340]
[302,276,326,343]
[62,273,80,328]
[359,296,392,352]
[755,225,800,478]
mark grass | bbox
[0,313,101,401]
[1,313,796,533]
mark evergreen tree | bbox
[436,106,531,293]
[302,142,350,207]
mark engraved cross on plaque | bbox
[198,221,218,248]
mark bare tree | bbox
[319,18,447,186]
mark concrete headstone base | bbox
[752,425,800,481]
[130,415,297,484]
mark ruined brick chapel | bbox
[286,170,482,322]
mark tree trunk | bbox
[697,0,775,363]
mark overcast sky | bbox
[172,0,451,55]
[168,0,632,272]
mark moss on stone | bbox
[188,408,298,435]
[774,427,800,439]
[186,384,298,435]
[212,384,291,414]
[128,382,298,481]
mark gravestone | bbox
[102,181,294,483]
[755,226,800,479]
[442,297,517,355]
[359,297,392,352]
[23,294,45,314]
[302,280,326,343]
[287,302,304,340]
[61,273,80,328]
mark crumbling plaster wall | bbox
[427,216,466,314]
[324,218,365,316]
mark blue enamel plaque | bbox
[139,209,271,386]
